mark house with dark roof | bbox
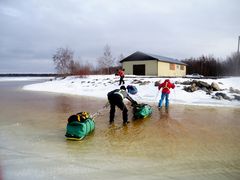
[120,51,187,76]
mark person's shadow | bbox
[159,107,169,119]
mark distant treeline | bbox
[51,46,240,77]
[0,74,58,77]
[182,52,240,76]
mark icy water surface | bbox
[0,80,240,180]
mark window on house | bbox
[180,65,184,70]
[169,63,175,70]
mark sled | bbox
[65,113,95,140]
[127,85,138,95]
[132,103,153,119]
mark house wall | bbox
[122,60,158,76]
[157,62,186,76]
[122,60,186,76]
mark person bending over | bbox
[107,86,137,124]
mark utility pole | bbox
[238,36,240,54]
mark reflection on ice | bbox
[1,81,240,180]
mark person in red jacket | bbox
[118,68,125,85]
[158,79,175,109]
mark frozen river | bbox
[0,80,240,180]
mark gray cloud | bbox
[0,0,239,73]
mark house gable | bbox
[120,51,158,62]
[120,51,186,66]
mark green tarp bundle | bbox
[133,103,153,119]
[65,118,95,140]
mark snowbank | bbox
[22,75,240,107]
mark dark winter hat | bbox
[120,85,126,90]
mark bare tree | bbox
[69,60,81,75]
[97,44,115,74]
[182,55,222,76]
[77,62,93,76]
[53,47,74,74]
[224,52,240,75]
[117,53,125,67]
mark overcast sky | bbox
[0,0,239,73]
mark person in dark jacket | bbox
[107,86,137,124]
[158,79,175,109]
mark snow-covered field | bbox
[21,75,240,107]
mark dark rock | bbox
[229,87,240,94]
[201,87,209,92]
[131,79,143,84]
[183,80,222,94]
[206,91,212,95]
[174,81,181,84]
[212,95,222,100]
[181,81,192,85]
[140,81,151,85]
[233,95,240,101]
[183,85,198,92]
[215,92,231,100]
[154,81,161,86]
[197,81,211,88]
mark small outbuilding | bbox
[120,51,187,77]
